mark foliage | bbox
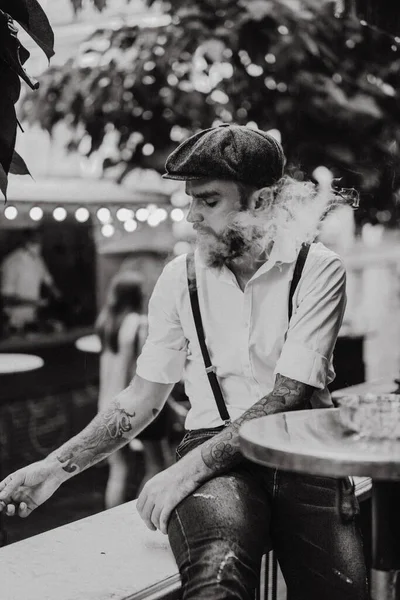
[355,0,400,37]
[69,0,131,17]
[0,0,54,198]
[19,0,400,222]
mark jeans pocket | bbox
[175,428,223,460]
[302,473,338,490]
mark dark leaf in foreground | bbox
[0,163,9,199]
[9,150,32,176]
[0,0,54,59]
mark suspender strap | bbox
[186,243,310,426]
[288,243,310,321]
[186,252,231,425]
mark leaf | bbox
[0,0,55,59]
[298,31,320,57]
[0,63,18,174]
[240,0,273,22]
[93,0,107,12]
[0,162,8,199]
[0,11,39,90]
[9,150,32,176]
[0,0,29,24]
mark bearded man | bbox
[0,125,367,599]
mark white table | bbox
[74,334,101,354]
[240,409,400,600]
[0,353,44,374]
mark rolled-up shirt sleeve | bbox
[274,253,346,389]
[136,258,187,383]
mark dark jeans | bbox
[168,428,368,600]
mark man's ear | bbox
[252,187,273,211]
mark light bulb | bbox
[75,207,90,223]
[53,207,67,222]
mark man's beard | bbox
[196,224,264,268]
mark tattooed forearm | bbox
[200,429,243,471]
[201,374,314,473]
[54,400,136,474]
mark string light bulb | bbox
[53,207,67,222]
[97,207,111,223]
[116,208,134,222]
[75,207,90,223]
[4,206,18,220]
[29,206,43,221]
[124,219,137,232]
[136,208,149,222]
[101,223,115,237]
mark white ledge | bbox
[1,499,180,600]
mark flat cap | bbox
[163,124,285,188]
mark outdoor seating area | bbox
[1,1,400,599]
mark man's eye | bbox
[204,200,218,207]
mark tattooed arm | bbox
[136,373,314,533]
[200,373,313,473]
[0,375,173,517]
[53,375,173,476]
[201,373,314,474]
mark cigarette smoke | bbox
[227,175,357,258]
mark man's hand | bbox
[137,374,314,534]
[136,456,208,534]
[0,459,64,518]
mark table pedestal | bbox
[371,481,400,600]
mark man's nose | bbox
[186,203,204,224]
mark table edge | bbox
[239,410,400,480]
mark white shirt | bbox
[1,248,53,327]
[136,236,346,430]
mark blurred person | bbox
[1,229,61,333]
[96,270,169,508]
[0,125,367,600]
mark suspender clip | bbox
[224,419,232,427]
[205,365,216,374]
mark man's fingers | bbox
[136,484,156,530]
[18,502,32,518]
[5,503,16,517]
[138,496,157,531]
[0,472,23,500]
[0,471,37,518]
[0,496,35,518]
[159,506,172,535]
[136,484,148,515]
[151,503,163,532]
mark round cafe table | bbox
[0,353,44,374]
[239,408,400,600]
[74,334,101,354]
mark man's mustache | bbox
[193,224,219,238]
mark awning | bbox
[5,176,170,206]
